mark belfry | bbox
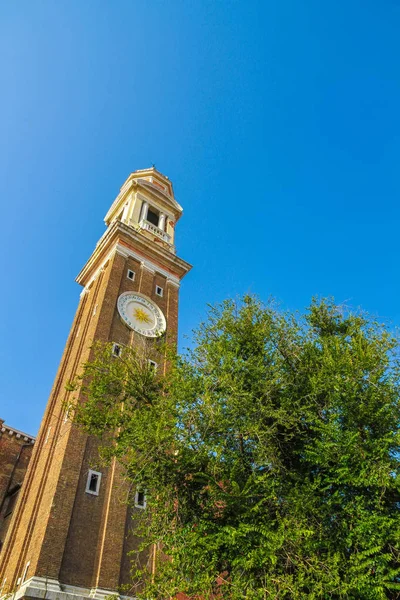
[0,168,191,599]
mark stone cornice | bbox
[76,220,192,288]
[0,423,35,444]
[3,576,135,600]
[136,180,183,216]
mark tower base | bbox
[3,577,135,600]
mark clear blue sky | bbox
[1,1,400,434]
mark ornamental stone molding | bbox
[0,423,35,444]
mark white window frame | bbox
[0,578,7,595]
[134,489,147,509]
[127,269,135,281]
[112,343,122,358]
[44,426,51,445]
[148,359,158,371]
[85,469,102,496]
[155,285,163,297]
[64,406,71,423]
[22,561,30,584]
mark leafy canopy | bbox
[72,297,400,599]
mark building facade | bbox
[0,168,191,600]
[0,422,35,552]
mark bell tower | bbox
[0,168,192,599]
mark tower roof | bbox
[104,167,183,227]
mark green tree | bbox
[72,297,400,599]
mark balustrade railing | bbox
[139,219,171,244]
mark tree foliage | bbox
[72,297,400,599]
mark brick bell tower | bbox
[0,168,192,600]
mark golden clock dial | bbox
[117,292,166,337]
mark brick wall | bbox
[0,422,35,550]
[0,215,190,594]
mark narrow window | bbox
[112,343,122,357]
[135,490,146,509]
[148,359,158,371]
[127,269,135,281]
[86,470,102,496]
[147,207,160,227]
[155,285,163,297]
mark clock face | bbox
[117,292,166,337]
